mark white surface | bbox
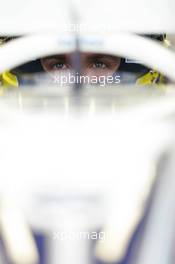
[0,0,175,34]
[0,89,174,263]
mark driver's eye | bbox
[53,62,67,70]
[92,61,107,69]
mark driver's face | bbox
[41,53,121,78]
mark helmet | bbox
[118,34,167,85]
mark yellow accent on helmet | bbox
[1,71,19,87]
[136,70,165,85]
[0,71,18,96]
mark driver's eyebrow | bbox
[86,54,120,61]
[44,55,67,61]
